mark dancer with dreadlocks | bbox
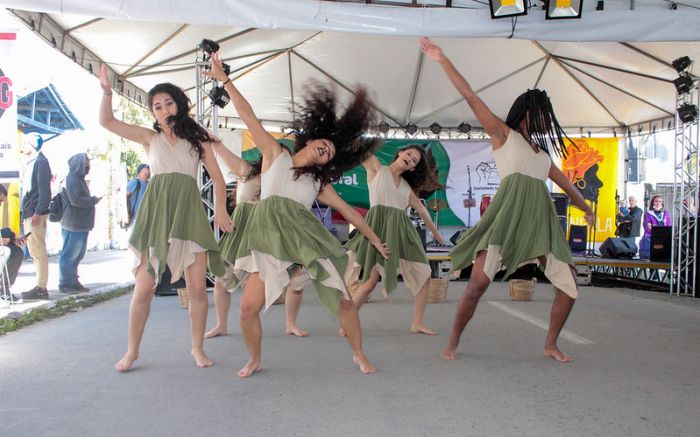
[343,145,444,336]
[203,148,309,339]
[421,38,593,362]
[99,65,231,372]
[205,52,389,377]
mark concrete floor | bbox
[1,277,699,436]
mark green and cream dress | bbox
[233,152,352,314]
[217,175,261,291]
[449,129,578,299]
[346,166,431,297]
[129,132,224,284]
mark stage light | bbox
[429,122,442,135]
[678,103,698,124]
[673,74,695,95]
[458,122,472,134]
[596,0,604,10]
[378,121,390,134]
[488,0,527,19]
[208,85,230,108]
[672,56,692,73]
[545,0,584,20]
[199,39,220,55]
[406,123,418,135]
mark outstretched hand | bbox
[584,212,595,227]
[420,37,446,62]
[201,52,229,83]
[372,240,391,260]
[99,64,113,95]
[215,209,233,233]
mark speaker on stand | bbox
[550,193,569,236]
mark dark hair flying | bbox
[392,145,444,194]
[148,83,214,160]
[243,158,263,182]
[505,89,572,158]
[289,83,381,186]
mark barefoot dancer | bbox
[204,146,308,339]
[344,147,444,335]
[204,52,389,377]
[421,38,593,363]
[98,65,231,372]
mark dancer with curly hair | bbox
[204,52,389,377]
[204,149,309,339]
[421,38,593,363]
[99,65,231,372]
[343,145,444,336]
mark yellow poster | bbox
[241,130,289,152]
[560,137,619,243]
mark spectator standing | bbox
[125,163,150,227]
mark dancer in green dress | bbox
[344,146,444,335]
[204,144,309,339]
[421,38,594,363]
[205,52,389,377]
[99,65,232,372]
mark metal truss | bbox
[671,84,699,296]
[591,264,671,284]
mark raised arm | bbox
[317,184,390,260]
[204,52,282,166]
[362,155,382,182]
[201,141,233,233]
[98,64,154,148]
[420,38,508,147]
[409,192,444,245]
[211,141,252,179]
[548,163,594,226]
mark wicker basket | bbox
[508,279,536,301]
[177,288,189,309]
[348,280,371,303]
[427,278,449,303]
[273,289,286,305]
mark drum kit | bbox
[407,198,448,246]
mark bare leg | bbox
[410,278,437,335]
[184,252,214,368]
[337,296,376,374]
[238,273,266,377]
[441,252,491,360]
[285,287,308,337]
[114,254,156,372]
[338,269,379,337]
[205,279,231,338]
[540,259,577,363]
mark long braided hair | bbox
[148,83,214,160]
[505,89,572,158]
[289,83,381,186]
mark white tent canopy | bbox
[5,1,700,135]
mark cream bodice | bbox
[493,130,552,181]
[368,165,412,210]
[260,152,320,209]
[148,132,200,178]
[236,174,261,205]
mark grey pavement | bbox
[1,272,699,436]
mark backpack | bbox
[49,189,66,222]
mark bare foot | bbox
[337,327,346,337]
[410,324,437,335]
[285,324,309,337]
[204,325,228,339]
[441,345,457,360]
[114,352,138,372]
[237,358,262,378]
[544,346,573,363]
[354,353,376,374]
[191,348,214,368]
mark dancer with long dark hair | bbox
[344,145,444,335]
[421,38,593,362]
[99,65,231,372]
[204,52,389,377]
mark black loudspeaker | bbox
[550,193,569,216]
[600,237,637,259]
[155,267,186,296]
[568,225,588,252]
[650,226,672,262]
[450,230,465,246]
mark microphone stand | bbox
[466,165,473,228]
[585,189,600,257]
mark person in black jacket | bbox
[59,153,101,293]
[20,133,52,300]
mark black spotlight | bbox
[673,74,695,95]
[596,0,604,10]
[200,39,220,55]
[429,122,442,135]
[672,56,692,73]
[458,122,472,134]
[488,0,527,19]
[208,86,230,108]
[406,123,418,135]
[378,121,390,134]
[546,0,584,20]
[678,103,698,124]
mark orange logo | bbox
[561,139,604,184]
